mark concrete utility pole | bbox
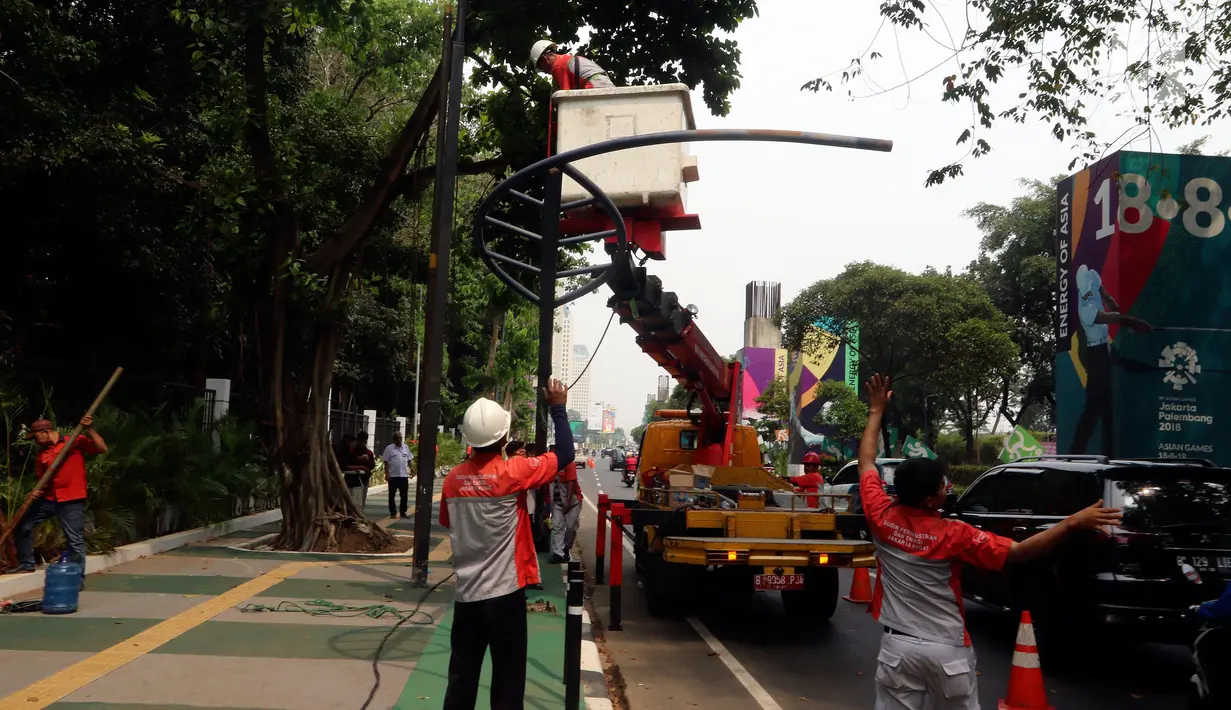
[411,2,465,587]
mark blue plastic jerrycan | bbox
[42,551,82,614]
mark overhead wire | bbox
[569,310,616,390]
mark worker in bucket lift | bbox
[858,373,1122,710]
[789,451,826,508]
[439,379,575,710]
[530,40,614,90]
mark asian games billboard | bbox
[1055,151,1231,464]
[601,408,617,434]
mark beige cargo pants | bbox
[874,631,980,710]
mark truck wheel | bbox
[641,549,686,618]
[782,568,839,624]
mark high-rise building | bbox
[551,305,575,387]
[571,343,592,425]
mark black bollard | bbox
[564,558,584,709]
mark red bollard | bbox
[595,494,610,585]
[609,503,625,631]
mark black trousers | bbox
[387,477,409,516]
[442,587,527,710]
[1072,344,1114,456]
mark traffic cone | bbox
[842,567,873,603]
[999,611,1054,710]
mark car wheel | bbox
[781,567,839,624]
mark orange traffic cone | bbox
[842,567,873,603]
[999,611,1054,710]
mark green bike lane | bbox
[0,487,570,710]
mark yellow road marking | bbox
[2,490,451,709]
[0,561,320,710]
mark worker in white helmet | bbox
[439,378,575,710]
[529,39,614,90]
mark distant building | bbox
[571,343,592,426]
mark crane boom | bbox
[604,254,738,436]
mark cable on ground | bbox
[361,572,455,710]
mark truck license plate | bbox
[754,574,804,591]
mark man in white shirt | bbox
[382,431,413,518]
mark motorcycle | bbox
[622,470,634,487]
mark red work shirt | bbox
[790,471,826,508]
[860,467,1012,646]
[555,462,582,505]
[439,452,561,602]
[37,435,100,503]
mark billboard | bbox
[601,408,616,434]
[1056,151,1231,464]
[737,347,790,422]
[788,323,861,465]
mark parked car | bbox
[824,458,905,513]
[949,455,1231,648]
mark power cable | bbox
[569,310,616,390]
[358,571,456,710]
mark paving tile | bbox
[0,616,159,652]
[102,556,284,578]
[56,654,414,710]
[64,592,216,620]
[85,574,251,596]
[52,704,271,710]
[154,619,435,661]
[0,649,94,697]
[263,576,455,605]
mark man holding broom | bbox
[5,415,107,578]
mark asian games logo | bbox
[1159,342,1201,391]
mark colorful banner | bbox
[999,425,1045,463]
[601,408,616,434]
[737,347,789,422]
[1055,151,1231,464]
[903,435,937,459]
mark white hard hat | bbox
[461,397,511,448]
[530,40,555,66]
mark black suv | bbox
[950,455,1230,645]
[610,447,627,471]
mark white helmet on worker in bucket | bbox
[530,40,556,67]
[461,397,511,448]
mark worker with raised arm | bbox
[857,374,1122,710]
[790,451,826,508]
[439,379,576,710]
[530,40,614,90]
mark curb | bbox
[581,607,615,710]
[0,484,391,598]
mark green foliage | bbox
[754,376,791,423]
[966,178,1062,429]
[807,1,1231,183]
[812,380,867,445]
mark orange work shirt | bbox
[550,53,608,91]
[37,435,100,503]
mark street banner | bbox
[903,435,938,459]
[569,420,583,438]
[1000,425,1045,463]
[1055,151,1230,464]
[601,408,616,434]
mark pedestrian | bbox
[789,451,826,508]
[857,374,1122,710]
[548,445,582,564]
[6,416,107,583]
[337,432,374,511]
[530,40,615,90]
[381,431,413,519]
[504,440,527,458]
[439,378,576,710]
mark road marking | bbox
[0,560,320,709]
[687,616,784,710]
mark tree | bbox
[933,319,1019,461]
[1,0,760,550]
[779,263,1017,453]
[754,376,791,423]
[966,178,1061,429]
[812,380,867,455]
[806,1,1231,183]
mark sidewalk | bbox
[0,486,572,710]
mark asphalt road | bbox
[574,456,1193,710]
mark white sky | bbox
[561,0,1222,432]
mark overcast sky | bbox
[560,0,1219,432]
